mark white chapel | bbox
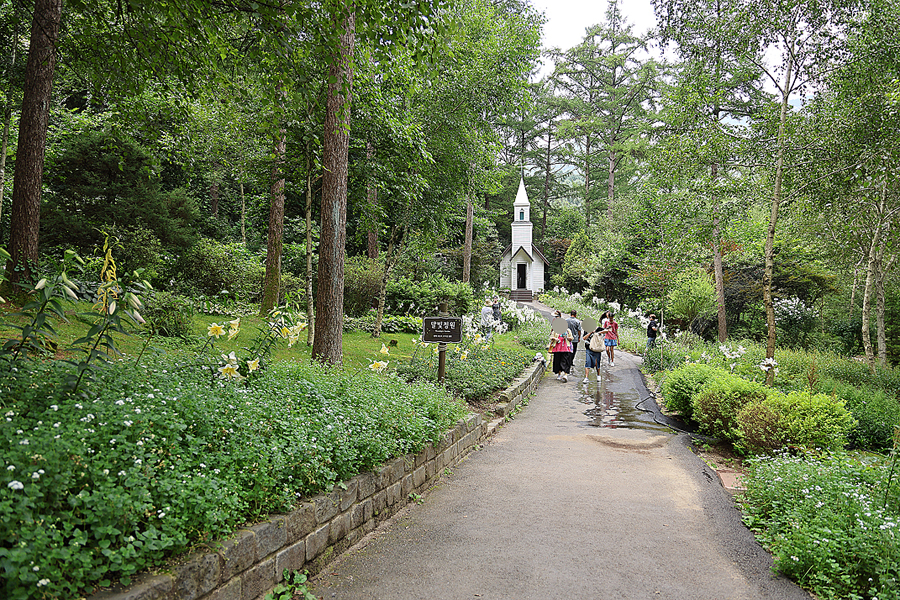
[498,178,549,302]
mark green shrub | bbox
[737,390,855,454]
[734,400,784,455]
[175,238,264,302]
[816,377,900,451]
[660,363,725,419]
[344,255,384,317]
[343,313,423,334]
[386,275,474,316]
[691,372,769,441]
[143,291,194,338]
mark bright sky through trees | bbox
[529,0,658,75]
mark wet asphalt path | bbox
[308,345,812,600]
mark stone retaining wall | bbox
[90,360,545,600]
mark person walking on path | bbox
[480,298,495,338]
[582,322,604,383]
[492,297,502,323]
[646,313,659,351]
[548,310,572,382]
[603,312,619,366]
[564,310,582,378]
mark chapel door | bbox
[516,264,527,289]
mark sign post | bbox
[422,302,462,384]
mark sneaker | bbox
[582,377,589,383]
[561,374,568,382]
[610,361,615,367]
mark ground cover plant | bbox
[0,356,467,599]
[741,450,900,600]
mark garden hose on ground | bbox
[635,392,720,446]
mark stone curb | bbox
[89,360,544,600]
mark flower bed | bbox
[0,358,467,600]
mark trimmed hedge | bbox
[660,363,725,420]
[691,372,769,442]
[737,390,856,454]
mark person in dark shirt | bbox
[646,313,659,351]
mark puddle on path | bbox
[569,354,670,432]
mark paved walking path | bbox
[308,315,811,599]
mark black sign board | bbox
[422,317,463,343]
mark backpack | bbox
[589,331,604,352]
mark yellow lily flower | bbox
[207,323,226,338]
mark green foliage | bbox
[344,313,423,334]
[660,362,725,419]
[738,391,856,455]
[42,130,199,253]
[386,275,474,316]
[691,372,770,442]
[343,255,384,317]
[642,343,686,374]
[174,238,265,302]
[667,269,716,332]
[397,342,534,403]
[266,570,316,600]
[143,291,194,338]
[511,318,551,352]
[0,358,466,600]
[741,452,900,600]
[815,377,900,451]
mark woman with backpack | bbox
[582,322,606,383]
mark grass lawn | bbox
[1,301,527,378]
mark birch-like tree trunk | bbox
[762,46,793,386]
[462,199,473,283]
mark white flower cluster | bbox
[759,357,779,376]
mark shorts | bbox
[585,349,602,369]
[604,339,617,347]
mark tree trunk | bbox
[762,49,793,386]
[462,199,473,283]
[0,16,18,228]
[312,7,355,365]
[240,180,246,244]
[372,233,396,339]
[875,246,887,366]
[584,137,591,228]
[860,211,883,373]
[607,150,615,222]
[305,151,315,346]
[861,227,879,373]
[710,163,727,343]
[848,259,861,318]
[3,0,62,292]
[210,177,220,219]
[260,123,286,315]
[541,120,553,242]
[366,141,379,259]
